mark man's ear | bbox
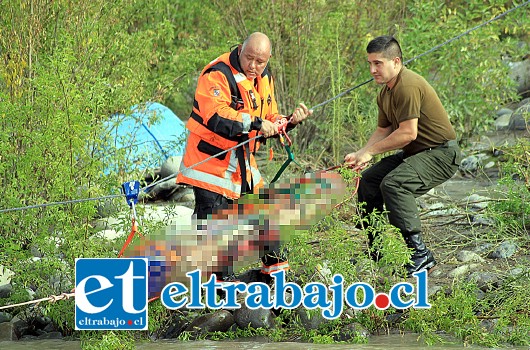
[237,44,242,56]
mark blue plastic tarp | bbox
[102,102,187,174]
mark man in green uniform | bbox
[344,35,461,275]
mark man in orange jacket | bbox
[177,32,312,280]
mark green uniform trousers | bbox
[358,141,461,235]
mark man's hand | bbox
[344,149,372,166]
[290,103,313,124]
[260,119,278,138]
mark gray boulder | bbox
[509,102,529,130]
[233,303,276,329]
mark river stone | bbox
[456,250,485,263]
[481,318,498,332]
[0,322,18,341]
[20,335,39,340]
[159,312,189,339]
[11,316,30,339]
[185,310,235,334]
[386,313,404,325]
[0,312,12,324]
[37,331,63,339]
[428,267,443,278]
[295,308,327,331]
[428,285,443,297]
[471,214,495,226]
[487,241,518,259]
[43,321,58,333]
[495,107,513,118]
[334,322,370,341]
[509,103,529,130]
[464,194,490,210]
[233,304,276,329]
[448,263,480,278]
[509,59,530,94]
[475,288,486,300]
[473,243,493,254]
[494,113,512,131]
[424,202,459,217]
[33,315,52,330]
[0,284,13,299]
[467,272,501,292]
[484,161,495,169]
[509,267,524,277]
[459,154,489,175]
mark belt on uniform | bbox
[429,139,458,151]
[404,139,458,158]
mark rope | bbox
[0,292,75,311]
[0,194,123,214]
[0,0,528,215]
[321,163,367,209]
[141,134,262,192]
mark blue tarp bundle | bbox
[103,102,187,174]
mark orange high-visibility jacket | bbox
[177,48,284,199]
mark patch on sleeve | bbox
[210,86,221,97]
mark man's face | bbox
[367,52,399,86]
[239,45,270,80]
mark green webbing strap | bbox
[270,144,302,184]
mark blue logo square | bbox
[75,258,148,330]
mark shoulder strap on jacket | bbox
[204,62,240,110]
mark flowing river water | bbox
[2,333,527,350]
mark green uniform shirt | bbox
[377,67,456,156]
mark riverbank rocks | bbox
[233,303,277,329]
[487,241,519,259]
[92,203,193,240]
[0,313,63,341]
[335,322,371,341]
[508,58,530,96]
[184,310,235,336]
[0,321,16,341]
[294,308,328,331]
[456,250,486,263]
[448,263,481,278]
[466,272,501,292]
[509,102,529,130]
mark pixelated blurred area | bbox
[123,171,347,298]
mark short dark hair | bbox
[366,36,402,61]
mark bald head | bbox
[241,32,272,56]
[238,32,271,80]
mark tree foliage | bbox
[0,0,528,341]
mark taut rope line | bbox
[0,292,75,311]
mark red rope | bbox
[117,217,139,258]
[321,163,367,209]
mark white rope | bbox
[0,292,75,311]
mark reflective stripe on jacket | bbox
[177,48,282,199]
[261,261,290,274]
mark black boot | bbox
[403,233,436,275]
